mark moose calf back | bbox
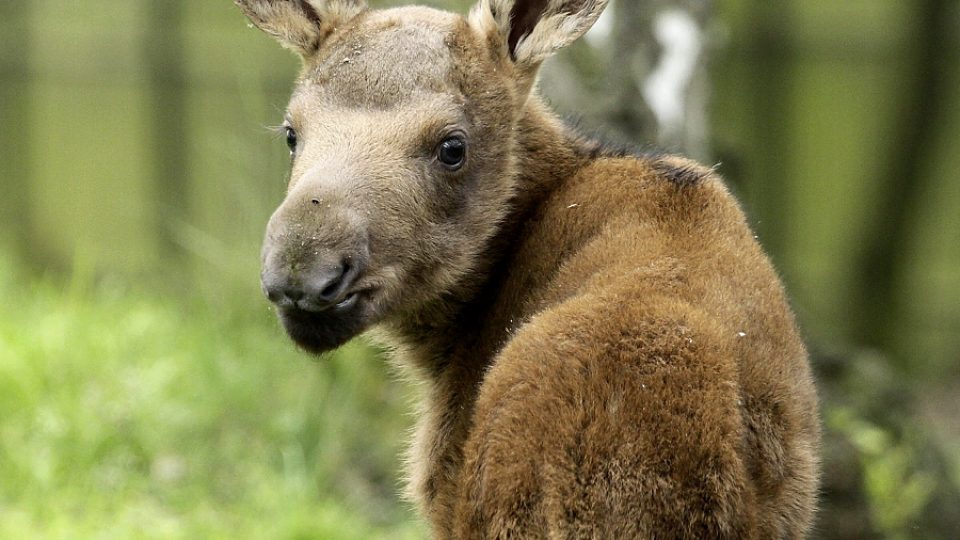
[236,0,821,538]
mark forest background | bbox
[1,0,958,538]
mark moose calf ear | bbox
[470,0,608,68]
[236,0,367,58]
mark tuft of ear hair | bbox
[235,0,367,57]
[470,0,608,68]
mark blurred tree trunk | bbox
[852,0,954,363]
[819,4,959,538]
[739,3,795,263]
[145,1,189,264]
[0,3,33,260]
[541,0,712,160]
[604,0,712,159]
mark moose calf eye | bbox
[437,136,467,170]
[285,127,298,154]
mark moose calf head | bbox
[243,0,608,353]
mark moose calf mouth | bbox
[260,237,373,353]
[277,290,372,354]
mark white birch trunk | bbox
[542,0,713,160]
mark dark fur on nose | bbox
[262,259,361,313]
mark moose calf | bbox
[238,0,820,537]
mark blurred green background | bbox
[0,0,957,538]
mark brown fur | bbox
[237,0,820,537]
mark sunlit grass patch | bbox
[0,255,422,539]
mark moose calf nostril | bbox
[320,281,340,299]
[262,282,303,309]
[262,258,360,312]
[265,288,281,302]
[318,262,349,301]
[262,272,294,306]
[284,288,305,302]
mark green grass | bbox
[0,254,424,539]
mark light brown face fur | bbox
[238,1,820,538]
[256,5,522,352]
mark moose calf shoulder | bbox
[237,0,821,538]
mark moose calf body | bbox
[238,0,820,537]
